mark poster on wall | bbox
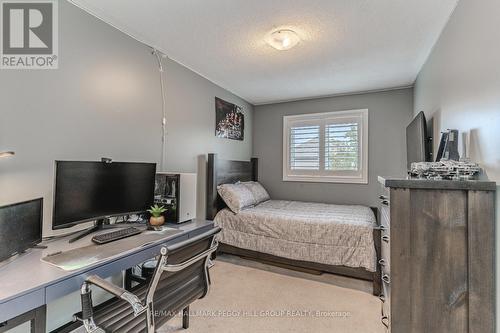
[215,97,244,141]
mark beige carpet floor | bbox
[158,256,384,333]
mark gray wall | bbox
[0,0,253,235]
[253,88,413,207]
[0,1,252,331]
[413,0,500,328]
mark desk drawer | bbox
[0,289,44,322]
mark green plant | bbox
[147,204,167,218]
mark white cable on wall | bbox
[153,49,168,171]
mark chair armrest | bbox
[85,275,146,316]
[86,275,126,298]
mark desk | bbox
[0,219,214,332]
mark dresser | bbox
[377,177,496,333]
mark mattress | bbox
[214,200,377,272]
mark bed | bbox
[206,153,381,295]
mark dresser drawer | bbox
[380,204,390,228]
[381,279,391,331]
[381,270,391,287]
[382,277,391,303]
[379,230,390,274]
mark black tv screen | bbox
[0,198,43,262]
[53,161,156,229]
[406,111,430,169]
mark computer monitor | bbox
[0,198,43,262]
[52,161,156,230]
[406,111,431,169]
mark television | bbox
[0,198,43,262]
[52,161,156,230]
[406,111,431,169]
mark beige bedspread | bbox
[214,200,377,272]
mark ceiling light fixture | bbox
[265,29,300,51]
[0,151,15,158]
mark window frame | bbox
[282,109,369,184]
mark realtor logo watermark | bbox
[1,0,58,69]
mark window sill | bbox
[282,175,368,184]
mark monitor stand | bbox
[69,218,110,243]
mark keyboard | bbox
[92,227,142,245]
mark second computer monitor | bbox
[0,198,43,262]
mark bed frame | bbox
[206,153,381,296]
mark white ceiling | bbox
[70,0,458,105]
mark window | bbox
[283,109,368,183]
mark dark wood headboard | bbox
[206,153,258,220]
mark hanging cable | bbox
[153,49,167,171]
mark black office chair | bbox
[76,227,221,333]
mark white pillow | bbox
[243,181,270,204]
[217,183,256,214]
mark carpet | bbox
[158,256,384,333]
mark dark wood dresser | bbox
[378,177,496,333]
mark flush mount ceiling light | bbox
[265,29,300,51]
[0,151,15,158]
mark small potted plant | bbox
[147,204,167,226]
